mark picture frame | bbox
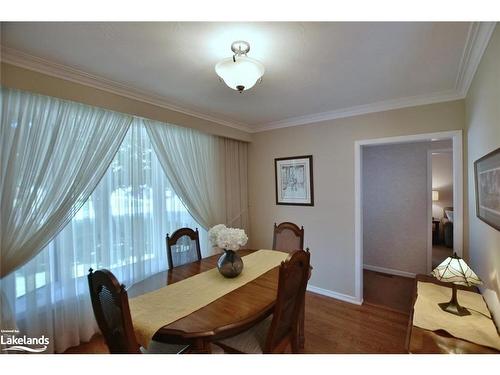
[474,146,500,231]
[275,155,314,206]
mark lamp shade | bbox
[432,253,482,287]
[432,190,439,201]
[215,56,265,92]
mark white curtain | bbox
[219,137,249,230]
[0,88,133,278]
[1,121,207,353]
[144,119,249,231]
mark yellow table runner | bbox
[129,249,289,349]
[413,281,500,350]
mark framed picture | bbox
[474,146,500,231]
[275,155,314,206]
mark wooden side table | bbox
[406,275,500,353]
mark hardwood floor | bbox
[303,292,408,353]
[363,269,415,314]
[64,291,409,354]
[432,245,453,268]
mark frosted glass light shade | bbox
[432,254,482,287]
[432,190,439,201]
[215,56,265,92]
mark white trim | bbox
[354,130,463,303]
[2,22,495,135]
[307,285,362,305]
[0,46,253,133]
[363,264,416,279]
[253,22,495,132]
[253,90,463,132]
[452,132,464,257]
[431,148,453,154]
[354,141,363,304]
[427,149,433,273]
[354,130,460,147]
[455,22,496,97]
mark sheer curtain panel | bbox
[144,120,225,229]
[1,120,207,353]
[0,88,133,278]
[144,120,249,232]
[219,137,249,230]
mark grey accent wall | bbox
[363,142,430,274]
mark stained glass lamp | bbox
[432,253,482,316]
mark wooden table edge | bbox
[406,274,499,354]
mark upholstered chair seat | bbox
[217,316,272,354]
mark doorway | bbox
[354,130,463,304]
[429,146,454,271]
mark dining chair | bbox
[215,249,311,354]
[87,268,188,354]
[272,222,304,252]
[166,227,202,269]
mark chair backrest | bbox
[272,222,304,252]
[87,268,140,354]
[264,249,310,353]
[166,227,202,269]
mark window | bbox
[9,122,207,301]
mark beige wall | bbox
[0,63,251,142]
[465,25,500,324]
[363,142,430,275]
[249,100,464,297]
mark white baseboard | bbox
[363,264,416,278]
[307,284,363,305]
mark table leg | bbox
[191,338,212,354]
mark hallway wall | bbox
[363,141,430,275]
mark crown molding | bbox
[251,89,463,132]
[252,22,496,133]
[455,22,496,97]
[0,46,253,133]
[2,22,495,135]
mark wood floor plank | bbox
[363,269,415,314]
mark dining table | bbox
[126,249,307,353]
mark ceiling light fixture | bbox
[215,41,265,93]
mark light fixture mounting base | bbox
[231,40,250,56]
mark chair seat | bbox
[218,316,272,354]
[140,340,189,354]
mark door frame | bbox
[354,130,463,303]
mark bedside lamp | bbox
[432,253,482,316]
[432,190,439,201]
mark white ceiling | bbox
[0,22,480,131]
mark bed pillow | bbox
[445,210,454,222]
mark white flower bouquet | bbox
[208,224,248,251]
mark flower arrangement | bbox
[208,224,248,251]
